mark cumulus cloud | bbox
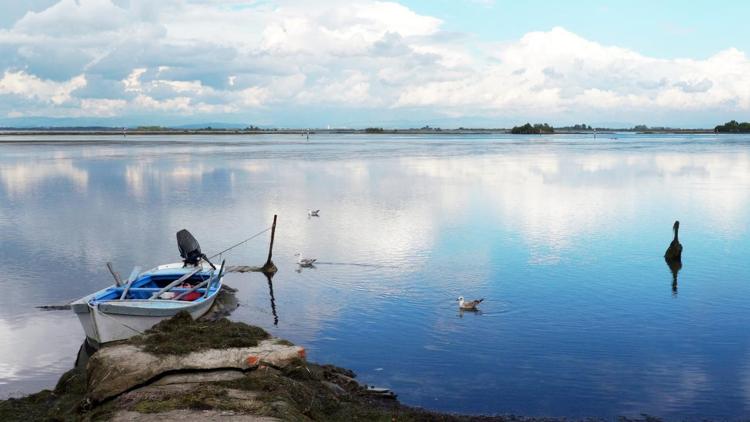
[0,70,85,105]
[396,27,750,116]
[0,1,749,125]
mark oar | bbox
[174,260,225,300]
[119,266,142,300]
[149,266,202,299]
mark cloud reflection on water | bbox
[1,135,750,417]
[0,160,88,197]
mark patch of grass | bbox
[130,311,270,355]
[220,368,327,419]
[128,384,263,415]
[132,388,224,414]
[218,360,370,421]
[0,390,57,422]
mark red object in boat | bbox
[180,291,202,301]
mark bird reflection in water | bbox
[666,258,682,295]
[295,263,316,273]
[264,272,279,326]
[458,308,483,318]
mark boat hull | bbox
[72,262,222,346]
[75,294,218,346]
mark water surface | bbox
[1,133,749,419]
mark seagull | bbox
[308,209,320,217]
[294,253,317,267]
[457,296,483,310]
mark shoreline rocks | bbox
[86,340,305,403]
[0,312,653,421]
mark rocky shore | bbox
[0,312,553,422]
[1,312,665,421]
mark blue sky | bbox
[402,0,748,59]
[0,0,748,128]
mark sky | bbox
[0,0,749,128]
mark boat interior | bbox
[91,272,217,303]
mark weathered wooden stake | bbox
[106,262,123,286]
[261,215,278,274]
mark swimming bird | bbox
[457,296,483,310]
[308,209,320,217]
[664,220,683,262]
[294,253,317,267]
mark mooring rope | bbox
[208,226,272,260]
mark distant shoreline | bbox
[0,128,718,136]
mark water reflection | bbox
[666,259,683,295]
[264,272,279,326]
[458,308,483,318]
[201,286,240,321]
[295,264,317,273]
[1,134,750,419]
[0,160,88,197]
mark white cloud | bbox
[1,2,750,125]
[396,27,750,117]
[123,68,147,92]
[80,98,127,116]
[12,0,130,36]
[0,70,85,104]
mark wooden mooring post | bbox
[261,215,278,274]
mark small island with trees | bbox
[715,120,750,133]
[510,123,554,134]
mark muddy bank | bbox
[0,313,651,422]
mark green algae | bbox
[130,311,269,355]
[274,338,295,346]
[0,367,114,422]
[130,384,232,414]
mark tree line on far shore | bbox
[510,123,554,134]
[509,120,750,134]
[715,120,750,133]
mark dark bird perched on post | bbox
[664,220,683,262]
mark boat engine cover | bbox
[176,229,203,266]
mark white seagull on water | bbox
[294,253,317,267]
[457,296,484,310]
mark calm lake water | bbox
[1,133,749,419]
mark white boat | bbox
[72,230,224,347]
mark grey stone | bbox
[87,340,305,402]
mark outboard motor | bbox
[176,229,215,269]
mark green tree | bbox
[511,123,554,134]
[715,120,750,133]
